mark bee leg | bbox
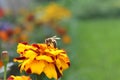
[53,42,57,48]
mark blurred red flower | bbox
[0,8,4,18]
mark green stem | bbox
[4,63,7,80]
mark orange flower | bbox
[7,75,31,80]
[62,34,71,44]
[0,29,13,42]
[19,33,28,42]
[0,31,8,41]
[0,60,3,68]
[14,42,70,80]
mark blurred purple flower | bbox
[0,21,13,31]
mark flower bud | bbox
[1,51,9,64]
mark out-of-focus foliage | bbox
[63,18,120,80]
[59,0,120,19]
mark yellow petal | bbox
[58,55,70,64]
[44,63,57,79]
[59,53,68,57]
[30,60,45,74]
[14,76,31,80]
[22,76,31,80]
[25,45,37,51]
[52,50,65,55]
[36,55,53,62]
[24,50,37,59]
[17,43,26,54]
[8,75,31,80]
[17,43,38,54]
[45,49,65,56]
[56,57,70,75]
[59,58,69,71]
[56,59,63,74]
[20,59,31,72]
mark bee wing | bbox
[52,35,57,38]
[52,36,61,40]
[55,37,61,40]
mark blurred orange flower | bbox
[19,34,28,42]
[0,31,8,41]
[7,75,31,80]
[36,3,71,23]
[14,42,70,80]
[0,28,13,42]
[62,34,71,44]
[0,60,3,68]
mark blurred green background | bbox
[64,18,120,80]
[1,0,120,80]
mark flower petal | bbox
[44,63,57,79]
[56,59,63,74]
[14,57,27,63]
[20,59,31,72]
[29,60,45,74]
[58,55,70,64]
[45,49,65,56]
[36,55,53,62]
[59,58,69,70]
[7,75,31,80]
[24,50,37,59]
[17,43,38,54]
[17,43,26,54]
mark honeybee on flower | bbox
[45,36,60,48]
[14,37,70,80]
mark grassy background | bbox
[62,18,120,80]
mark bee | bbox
[45,36,60,48]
